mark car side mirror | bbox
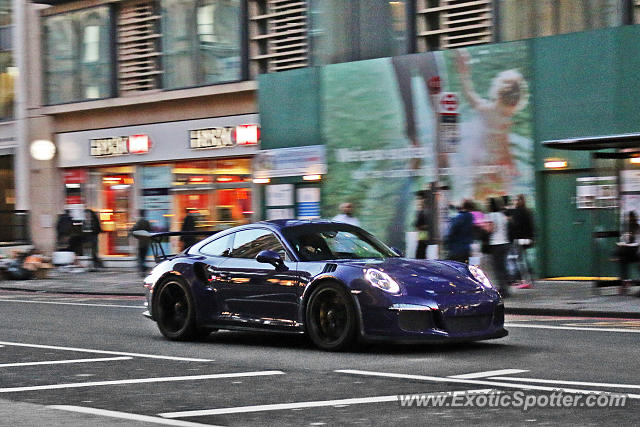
[256,250,288,271]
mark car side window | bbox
[231,229,287,260]
[199,234,232,257]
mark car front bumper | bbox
[355,290,507,343]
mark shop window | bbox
[89,167,135,256]
[499,0,621,41]
[161,0,242,89]
[171,158,252,234]
[43,6,112,104]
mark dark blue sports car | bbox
[139,220,507,351]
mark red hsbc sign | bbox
[190,124,260,149]
[90,134,151,157]
[439,92,459,114]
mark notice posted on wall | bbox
[576,176,617,209]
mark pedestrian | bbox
[332,202,360,227]
[131,209,152,277]
[55,209,73,251]
[616,210,640,284]
[83,208,103,270]
[414,195,432,259]
[510,194,535,286]
[486,197,511,297]
[445,199,475,263]
[180,208,197,250]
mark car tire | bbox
[154,277,209,341]
[306,282,358,351]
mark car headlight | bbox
[365,269,400,294]
[468,265,494,289]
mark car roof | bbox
[258,219,341,230]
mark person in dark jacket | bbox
[445,199,475,263]
[180,208,197,250]
[131,210,152,277]
[83,208,104,270]
[56,210,73,251]
[414,196,432,259]
[510,194,535,284]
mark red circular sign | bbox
[440,93,458,112]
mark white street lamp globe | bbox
[30,139,56,161]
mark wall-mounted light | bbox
[302,174,322,181]
[544,159,568,169]
[30,139,56,161]
[253,178,270,184]
[630,157,640,164]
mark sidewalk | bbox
[0,268,638,318]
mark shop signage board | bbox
[90,135,151,157]
[254,145,326,179]
[58,114,260,168]
[438,92,460,153]
[189,125,260,149]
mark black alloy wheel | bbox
[155,278,209,341]
[306,282,358,351]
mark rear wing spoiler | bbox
[132,230,219,262]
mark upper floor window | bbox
[499,0,622,41]
[43,6,112,105]
[0,0,13,120]
[162,0,242,89]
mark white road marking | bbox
[0,356,132,368]
[50,405,219,427]
[0,341,213,362]
[449,369,529,379]
[335,370,640,399]
[0,299,143,309]
[489,376,640,390]
[0,371,284,393]
[159,389,493,418]
[504,323,640,333]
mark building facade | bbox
[256,0,640,278]
[24,0,269,263]
[14,0,640,276]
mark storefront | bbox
[253,145,326,221]
[57,114,259,259]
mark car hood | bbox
[341,258,485,295]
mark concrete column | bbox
[27,115,60,254]
[12,0,28,211]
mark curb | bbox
[505,306,640,319]
[0,286,144,297]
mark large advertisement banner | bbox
[322,42,534,251]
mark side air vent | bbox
[322,263,337,273]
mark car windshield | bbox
[282,224,398,261]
